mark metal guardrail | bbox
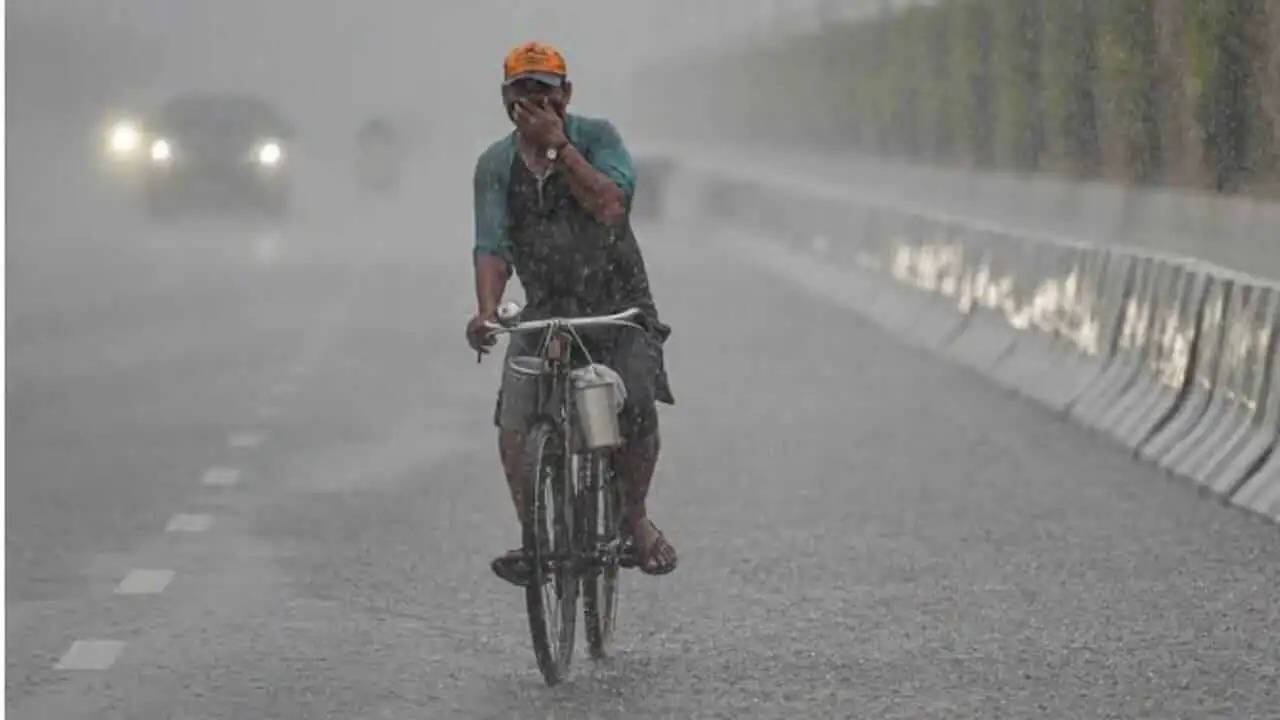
[634,144,1280,281]
[636,153,1280,524]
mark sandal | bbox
[490,548,534,587]
[624,520,678,576]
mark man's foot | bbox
[491,548,534,587]
[629,518,678,576]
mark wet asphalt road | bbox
[7,206,1280,718]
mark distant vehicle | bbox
[112,92,295,218]
[354,116,404,194]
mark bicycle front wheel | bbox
[582,452,622,658]
[523,420,578,686]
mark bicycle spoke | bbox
[524,421,577,685]
[584,452,621,658]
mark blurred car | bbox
[124,92,295,218]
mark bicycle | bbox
[483,304,643,686]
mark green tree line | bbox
[645,0,1280,195]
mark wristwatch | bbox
[545,141,569,162]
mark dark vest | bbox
[506,152,658,326]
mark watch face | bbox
[545,147,558,161]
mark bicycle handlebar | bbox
[482,308,643,336]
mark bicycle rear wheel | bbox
[523,421,578,686]
[582,452,622,658]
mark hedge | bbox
[640,0,1279,196]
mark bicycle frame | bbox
[533,327,619,577]
[487,308,641,575]
[485,307,639,681]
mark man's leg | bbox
[614,430,677,573]
[617,431,658,529]
[498,428,528,526]
[610,328,677,574]
[495,332,541,527]
[491,428,538,586]
[490,337,542,585]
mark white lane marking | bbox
[165,513,213,533]
[256,404,283,419]
[269,382,297,397]
[201,467,241,487]
[228,432,264,449]
[115,569,175,595]
[55,640,126,670]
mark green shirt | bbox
[473,113,635,262]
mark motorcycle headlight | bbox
[257,140,283,167]
[150,138,173,163]
[109,122,141,155]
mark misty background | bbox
[7,0,800,347]
[12,0,1278,281]
[6,0,901,349]
[9,2,1280,716]
[8,0,847,206]
[7,0,901,231]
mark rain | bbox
[7,1,1280,717]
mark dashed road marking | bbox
[55,640,126,670]
[256,404,283,419]
[269,382,297,397]
[165,513,213,533]
[228,432,264,449]
[115,569,175,595]
[201,467,241,487]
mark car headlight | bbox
[109,122,141,155]
[150,138,173,163]
[257,140,283,167]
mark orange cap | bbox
[503,41,567,86]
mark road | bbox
[7,200,1280,717]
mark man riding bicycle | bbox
[466,42,678,584]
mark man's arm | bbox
[559,143,626,226]
[469,150,513,352]
[468,251,510,354]
[513,101,632,227]
[473,252,509,319]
